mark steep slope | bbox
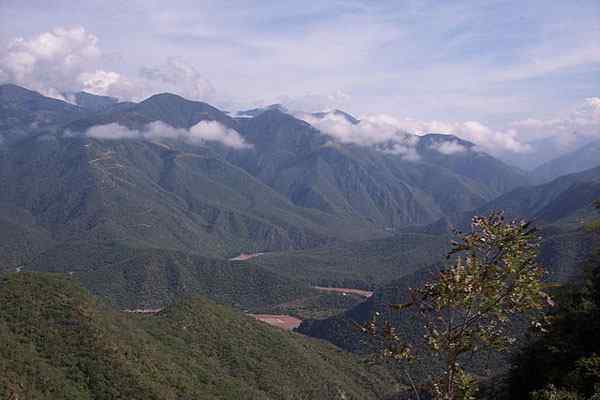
[532,139,600,183]
[228,110,528,229]
[416,133,530,197]
[69,91,119,111]
[64,91,239,132]
[298,177,600,354]
[424,166,600,234]
[0,83,87,143]
[0,273,396,400]
[0,132,375,258]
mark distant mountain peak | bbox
[235,104,288,118]
[141,92,193,105]
[419,133,474,146]
[312,109,359,124]
[66,91,119,112]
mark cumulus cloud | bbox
[0,27,218,103]
[76,69,137,99]
[0,26,111,100]
[84,120,250,149]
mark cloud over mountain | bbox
[511,97,600,147]
[429,140,468,155]
[85,120,251,149]
[139,58,217,102]
[0,27,217,104]
[299,110,532,157]
[0,26,105,100]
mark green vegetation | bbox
[21,241,314,310]
[259,291,366,320]
[507,200,600,399]
[361,212,550,400]
[253,232,450,288]
[0,273,396,400]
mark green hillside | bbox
[21,241,314,310]
[253,232,450,288]
[0,273,397,400]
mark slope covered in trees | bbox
[0,273,396,400]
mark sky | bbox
[1,0,599,167]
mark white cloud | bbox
[0,26,106,99]
[299,110,532,158]
[188,121,250,149]
[86,123,140,140]
[76,69,137,99]
[381,143,421,161]
[0,27,218,104]
[297,111,422,161]
[277,90,351,113]
[139,58,216,102]
[84,120,250,149]
[430,141,468,155]
[299,112,409,146]
[510,96,600,151]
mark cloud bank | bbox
[511,97,600,148]
[85,121,251,149]
[297,111,422,161]
[1,21,598,165]
[0,27,218,103]
[298,110,532,158]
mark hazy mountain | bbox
[0,84,580,319]
[64,91,239,132]
[532,139,600,183]
[68,91,119,111]
[235,103,288,118]
[228,109,529,228]
[312,109,360,124]
[0,273,396,400]
[423,165,600,234]
[297,169,600,355]
[0,133,372,261]
[0,83,87,143]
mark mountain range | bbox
[2,83,600,397]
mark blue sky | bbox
[1,0,599,165]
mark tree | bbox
[362,211,552,400]
[508,199,600,399]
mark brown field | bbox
[229,252,265,261]
[313,286,374,298]
[248,314,302,330]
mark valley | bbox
[1,83,599,399]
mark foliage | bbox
[22,241,313,310]
[508,199,600,400]
[362,212,550,400]
[0,273,395,400]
